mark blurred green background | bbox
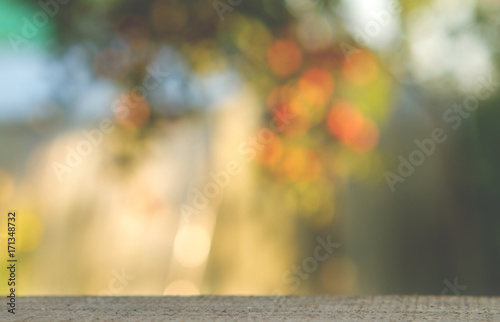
[0,0,499,296]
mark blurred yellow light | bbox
[303,189,321,213]
[173,225,211,267]
[233,17,273,64]
[16,211,44,253]
[282,148,321,182]
[164,280,200,295]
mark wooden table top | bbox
[5,295,500,321]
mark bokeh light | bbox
[281,147,321,182]
[342,50,379,86]
[297,67,335,109]
[2,0,500,299]
[327,100,379,153]
[267,39,303,77]
[173,225,211,268]
[114,93,151,130]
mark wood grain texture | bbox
[5,296,500,321]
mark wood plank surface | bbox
[4,296,500,321]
